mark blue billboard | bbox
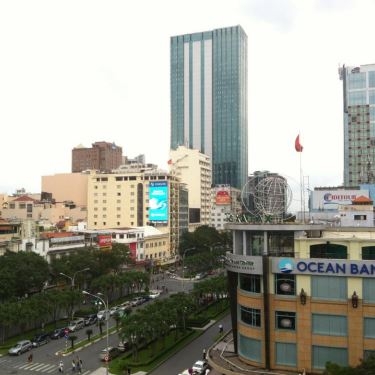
[149,181,168,222]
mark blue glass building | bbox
[170,25,248,190]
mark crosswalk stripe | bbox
[34,363,55,371]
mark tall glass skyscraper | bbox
[339,64,375,186]
[170,25,248,190]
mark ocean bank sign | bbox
[272,258,375,278]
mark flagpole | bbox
[295,134,304,223]
[299,150,304,223]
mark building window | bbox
[276,311,296,330]
[362,246,375,260]
[238,335,261,362]
[364,350,375,360]
[364,317,375,338]
[310,243,347,259]
[312,314,347,336]
[240,306,261,327]
[275,274,295,296]
[354,214,367,220]
[312,346,348,369]
[239,274,261,293]
[19,203,26,209]
[369,71,375,88]
[312,276,346,300]
[9,203,15,209]
[363,278,375,302]
[275,342,297,366]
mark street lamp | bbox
[60,268,90,321]
[181,248,195,292]
[59,267,90,289]
[83,290,109,375]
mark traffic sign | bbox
[104,355,109,362]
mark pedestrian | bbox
[58,360,64,373]
[28,353,33,363]
[202,348,206,360]
[76,357,82,374]
[127,367,131,375]
[71,359,76,372]
[219,323,223,334]
[205,368,210,375]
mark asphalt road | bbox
[0,273,217,374]
[149,313,231,375]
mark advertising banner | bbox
[149,181,168,222]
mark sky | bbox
[1,0,375,210]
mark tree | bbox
[68,335,77,349]
[324,354,375,375]
[0,251,49,299]
[86,328,93,341]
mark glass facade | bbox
[170,26,248,190]
[341,64,375,185]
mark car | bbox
[114,306,131,319]
[8,340,33,355]
[195,272,207,280]
[68,318,85,332]
[148,290,161,299]
[109,306,120,316]
[31,333,50,347]
[84,314,98,326]
[50,327,67,340]
[99,346,120,361]
[131,297,145,306]
[117,339,130,352]
[191,360,209,374]
[97,310,109,321]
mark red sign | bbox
[97,235,112,248]
[215,189,231,205]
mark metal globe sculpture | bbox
[241,174,293,222]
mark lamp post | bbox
[60,268,90,320]
[181,248,195,292]
[59,267,90,289]
[83,290,109,375]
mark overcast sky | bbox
[1,0,375,209]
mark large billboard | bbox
[215,186,231,205]
[149,181,168,222]
[310,189,369,210]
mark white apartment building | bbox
[210,185,242,230]
[169,146,212,230]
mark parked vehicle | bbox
[109,306,119,316]
[8,340,33,355]
[97,310,109,321]
[117,339,130,352]
[84,314,98,326]
[131,296,146,306]
[50,327,67,339]
[31,333,50,347]
[99,346,120,361]
[68,318,85,332]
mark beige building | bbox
[87,166,180,257]
[225,221,375,374]
[42,172,89,208]
[169,146,212,229]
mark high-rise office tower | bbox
[339,64,375,186]
[170,25,248,190]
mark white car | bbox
[192,360,209,374]
[97,310,109,321]
[68,318,85,332]
[148,290,161,299]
